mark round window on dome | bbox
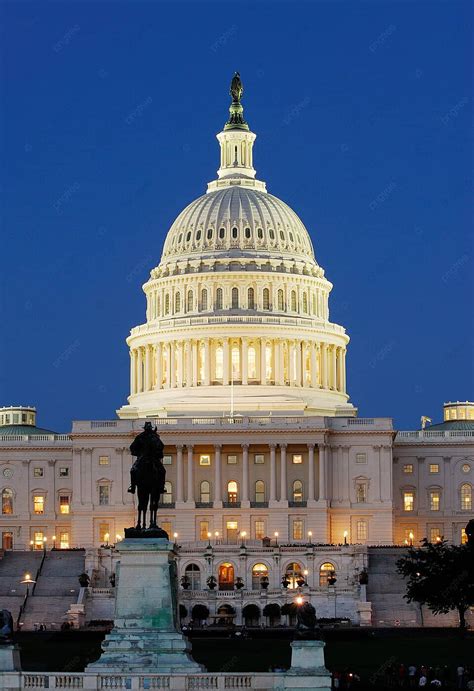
[186,231,191,241]
[196,230,201,240]
[178,233,183,243]
[289,232,294,242]
[269,229,275,240]
[245,227,251,239]
[257,228,263,239]
[219,227,225,239]
[279,230,285,240]
[462,464,471,473]
[207,228,213,240]
[232,227,238,239]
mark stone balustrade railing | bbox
[396,430,474,441]
[0,434,71,442]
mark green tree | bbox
[396,538,474,632]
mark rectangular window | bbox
[461,528,468,544]
[403,464,413,474]
[430,527,441,543]
[356,483,367,503]
[227,455,237,465]
[292,454,303,464]
[59,531,69,549]
[2,531,13,550]
[403,492,414,512]
[429,491,440,511]
[254,520,265,540]
[162,455,172,465]
[429,464,439,474]
[33,495,44,514]
[33,468,44,478]
[199,454,211,466]
[59,495,70,514]
[254,454,265,464]
[356,453,367,464]
[404,528,415,543]
[357,520,368,541]
[34,531,44,549]
[199,520,209,540]
[292,520,303,540]
[99,485,110,505]
[99,523,110,543]
[99,456,109,466]
[161,521,172,537]
[59,467,69,477]
[226,521,238,540]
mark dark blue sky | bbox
[1,1,472,432]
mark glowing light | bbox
[295,596,304,605]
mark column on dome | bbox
[279,341,285,385]
[289,341,295,385]
[176,445,184,503]
[186,445,194,504]
[307,444,315,501]
[192,341,198,386]
[214,444,222,506]
[204,339,211,386]
[321,344,328,389]
[241,337,248,385]
[318,444,326,501]
[269,444,277,502]
[241,444,249,504]
[295,340,302,386]
[279,443,288,502]
[331,346,337,390]
[223,339,230,386]
[145,345,152,391]
[170,342,176,388]
[336,347,342,391]
[155,342,162,390]
[176,341,183,387]
[138,348,144,392]
[310,342,318,388]
[260,338,266,385]
[165,343,171,388]
[185,341,192,387]
[130,350,136,395]
[342,349,346,393]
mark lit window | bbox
[461,483,472,510]
[286,562,302,589]
[357,520,367,541]
[356,483,367,503]
[162,481,173,504]
[429,491,440,511]
[430,528,441,543]
[429,464,439,474]
[99,456,109,466]
[199,521,209,540]
[227,481,238,503]
[254,520,265,539]
[99,523,109,543]
[200,481,211,503]
[199,455,210,466]
[254,454,265,464]
[59,532,69,549]
[226,521,238,540]
[99,485,109,506]
[231,287,239,309]
[403,492,414,512]
[252,563,268,589]
[263,288,270,310]
[185,563,201,589]
[162,455,172,465]
[34,531,44,549]
[404,528,415,543]
[34,468,44,478]
[292,480,303,503]
[33,495,44,514]
[293,520,303,540]
[356,453,367,464]
[59,467,69,477]
[462,464,471,473]
[255,481,265,503]
[292,454,303,464]
[227,455,237,465]
[319,562,336,586]
[161,521,172,537]
[2,489,13,515]
[403,464,413,474]
[59,495,70,514]
[461,528,468,544]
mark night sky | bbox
[1,1,472,432]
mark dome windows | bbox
[178,233,183,244]
[219,227,225,239]
[207,228,213,240]
[196,230,202,241]
[244,227,251,239]
[289,232,294,243]
[279,230,285,241]
[248,287,255,310]
[186,231,191,242]
[257,227,263,239]
[269,229,275,240]
[216,288,223,310]
[263,288,270,310]
[232,227,238,239]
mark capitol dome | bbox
[118,74,355,419]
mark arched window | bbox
[312,294,317,315]
[292,480,303,503]
[200,480,211,504]
[164,294,170,315]
[277,289,284,311]
[207,228,213,240]
[232,227,238,239]
[248,346,257,379]
[185,563,201,590]
[302,293,308,313]
[175,292,181,313]
[245,227,251,239]
[255,480,265,503]
[252,563,268,589]
[187,290,193,312]
[263,288,270,310]
[215,346,223,380]
[247,287,255,310]
[231,346,240,380]
[461,483,472,511]
[201,288,208,311]
[257,227,263,239]
[218,563,235,590]
[285,562,302,589]
[319,562,336,587]
[2,488,13,515]
[219,227,225,239]
[216,287,223,309]
[291,291,297,312]
[232,287,239,309]
[162,481,173,504]
[227,480,238,503]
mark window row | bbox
[160,480,307,505]
[168,224,306,249]
[1,489,71,515]
[148,286,328,320]
[403,462,471,474]
[402,484,472,512]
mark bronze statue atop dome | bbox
[230,72,243,104]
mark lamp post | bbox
[343,530,348,546]
[307,530,313,545]
[303,569,309,586]
[43,537,47,554]
[52,535,56,550]
[21,573,36,597]
[240,531,247,548]
[207,532,212,549]
[214,531,219,545]
[274,531,279,547]
[29,540,34,551]
[104,532,110,548]
[409,531,414,547]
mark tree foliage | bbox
[396,539,474,631]
[191,604,210,621]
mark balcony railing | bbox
[288,501,307,508]
[223,501,241,509]
[250,502,269,508]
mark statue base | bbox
[124,526,169,539]
[0,645,21,672]
[87,538,202,673]
[285,640,331,689]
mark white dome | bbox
[161,186,317,266]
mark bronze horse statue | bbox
[128,422,166,531]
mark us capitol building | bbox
[1,76,473,627]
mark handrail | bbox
[31,550,47,596]
[16,590,28,630]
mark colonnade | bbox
[130,338,346,395]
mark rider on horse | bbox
[128,421,165,494]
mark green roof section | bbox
[0,424,59,436]
[421,420,474,431]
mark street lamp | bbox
[52,535,56,550]
[29,540,34,551]
[303,569,309,586]
[214,531,219,544]
[295,595,304,606]
[307,531,313,545]
[408,531,414,547]
[240,531,247,548]
[104,532,110,548]
[274,531,279,546]
[207,532,212,548]
[343,530,348,546]
[21,572,36,597]
[43,537,47,553]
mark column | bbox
[186,445,194,504]
[318,445,326,501]
[289,341,296,385]
[223,339,230,385]
[336,347,342,392]
[241,338,248,386]
[279,341,285,385]
[342,350,346,393]
[260,338,266,385]
[214,444,222,506]
[154,342,162,390]
[316,343,322,387]
[192,341,198,386]
[269,444,277,504]
[137,348,143,392]
[295,341,302,386]
[322,344,329,389]
[176,445,184,503]
[176,342,183,387]
[273,340,280,385]
[307,444,315,502]
[204,339,211,386]
[145,344,152,391]
[331,346,337,390]
[310,343,317,388]
[130,350,136,395]
[165,343,171,388]
[241,444,249,505]
[170,342,176,388]
[279,443,288,502]
[185,341,192,387]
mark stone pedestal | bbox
[0,646,21,672]
[285,640,331,690]
[87,538,203,673]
